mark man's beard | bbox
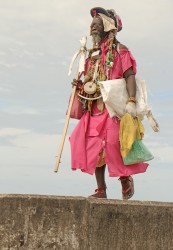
[91,33,102,49]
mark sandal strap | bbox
[119,176,132,182]
[122,186,132,194]
[95,187,106,193]
[120,176,134,199]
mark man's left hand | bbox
[125,102,136,118]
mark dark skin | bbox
[90,17,107,49]
[90,16,136,197]
[90,17,105,36]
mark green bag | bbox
[123,139,154,165]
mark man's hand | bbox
[71,79,83,90]
[125,102,136,118]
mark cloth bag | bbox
[67,93,83,119]
[99,78,149,119]
[123,139,154,165]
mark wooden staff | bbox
[54,73,79,172]
[54,36,87,173]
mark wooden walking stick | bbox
[54,36,87,173]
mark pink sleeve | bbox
[119,49,137,74]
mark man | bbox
[70,7,148,199]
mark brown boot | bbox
[88,187,107,198]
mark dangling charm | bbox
[105,30,116,69]
[106,52,114,68]
[84,81,97,95]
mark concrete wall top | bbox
[0,194,173,250]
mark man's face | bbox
[90,16,105,49]
[90,16,104,36]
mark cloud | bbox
[0,61,18,68]
[2,107,41,115]
[0,130,60,164]
[0,86,10,92]
[0,51,6,56]
[0,128,30,137]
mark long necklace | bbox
[78,35,117,111]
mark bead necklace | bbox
[78,34,117,111]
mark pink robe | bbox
[70,41,148,177]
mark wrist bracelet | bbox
[128,97,136,104]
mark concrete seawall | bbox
[0,194,173,250]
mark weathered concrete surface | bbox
[0,195,173,250]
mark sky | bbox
[0,0,173,202]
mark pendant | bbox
[84,81,97,94]
[91,50,100,60]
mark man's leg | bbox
[119,176,134,200]
[95,164,106,188]
[89,164,107,198]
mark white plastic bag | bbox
[99,78,159,132]
[99,78,150,119]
